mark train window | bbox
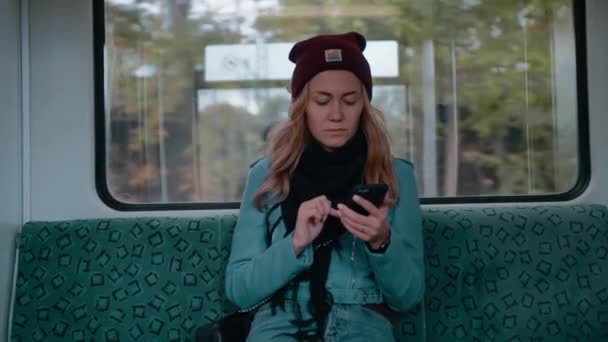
[95,0,586,209]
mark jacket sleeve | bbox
[225,160,314,310]
[365,159,425,312]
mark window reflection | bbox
[103,0,578,204]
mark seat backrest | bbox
[9,214,427,341]
[12,205,607,341]
[10,216,238,341]
[420,205,608,341]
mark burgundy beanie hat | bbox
[288,32,373,100]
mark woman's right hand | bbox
[292,195,339,256]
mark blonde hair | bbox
[253,83,398,209]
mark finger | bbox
[318,197,331,221]
[314,201,324,222]
[309,206,323,224]
[380,193,391,209]
[317,195,330,210]
[337,203,373,227]
[328,207,340,217]
[341,213,374,235]
[340,211,373,238]
[341,218,370,241]
[352,195,380,216]
[316,205,327,224]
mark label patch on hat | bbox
[324,49,342,62]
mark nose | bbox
[328,100,344,121]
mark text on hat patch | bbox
[324,49,342,62]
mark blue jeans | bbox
[247,300,396,341]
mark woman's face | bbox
[306,70,365,151]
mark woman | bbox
[225,32,424,341]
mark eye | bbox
[313,96,330,105]
[343,96,359,105]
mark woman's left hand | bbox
[337,194,391,250]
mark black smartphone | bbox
[345,183,388,215]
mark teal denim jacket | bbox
[225,157,424,312]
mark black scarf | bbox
[278,129,367,339]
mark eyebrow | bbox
[312,91,360,97]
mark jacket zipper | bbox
[238,295,271,313]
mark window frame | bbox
[93,0,590,211]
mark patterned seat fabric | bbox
[10,216,240,342]
[10,205,608,341]
[422,205,608,342]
